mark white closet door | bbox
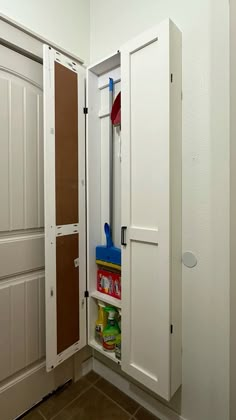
[43,46,86,371]
[121,19,182,400]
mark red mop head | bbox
[111,91,121,126]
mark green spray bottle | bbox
[115,309,121,360]
[103,307,121,352]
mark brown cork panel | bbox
[56,234,79,354]
[55,62,79,225]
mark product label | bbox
[103,335,116,343]
[97,269,121,299]
[103,334,116,350]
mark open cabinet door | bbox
[121,19,182,400]
[43,46,86,371]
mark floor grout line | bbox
[38,375,99,420]
[49,382,93,420]
[92,376,101,386]
[93,382,138,418]
[31,375,145,420]
[37,408,47,420]
[22,374,159,420]
[129,406,141,419]
[23,376,159,420]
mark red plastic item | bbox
[97,268,121,300]
[111,92,121,126]
[113,109,121,126]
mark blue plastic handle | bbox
[109,78,114,92]
[104,223,113,248]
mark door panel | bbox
[0,234,44,278]
[0,77,10,230]
[44,46,86,370]
[25,89,42,228]
[121,20,182,400]
[130,241,162,379]
[0,45,45,385]
[0,46,44,232]
[0,286,11,381]
[56,234,79,354]
[130,40,167,230]
[55,62,79,225]
[11,82,25,229]
[0,272,45,382]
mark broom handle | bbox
[109,78,114,235]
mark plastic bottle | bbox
[95,301,107,345]
[115,334,121,360]
[117,309,121,330]
[115,309,122,360]
[103,307,121,352]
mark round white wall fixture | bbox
[182,252,197,268]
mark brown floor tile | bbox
[95,377,139,415]
[39,378,90,419]
[135,407,161,420]
[22,409,44,420]
[53,386,130,420]
[83,370,100,384]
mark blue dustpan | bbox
[96,223,121,266]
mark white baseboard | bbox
[93,358,187,420]
[73,345,93,382]
[0,358,74,420]
[81,357,93,376]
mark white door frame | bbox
[0,13,84,64]
[230,1,236,419]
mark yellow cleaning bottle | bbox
[95,301,107,345]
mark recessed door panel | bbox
[55,62,79,226]
[130,41,168,230]
[56,234,79,354]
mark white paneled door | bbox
[0,46,45,380]
[0,273,45,381]
[121,20,182,400]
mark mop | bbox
[96,78,121,271]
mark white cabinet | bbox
[121,20,182,399]
[44,18,182,401]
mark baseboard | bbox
[73,345,93,382]
[81,357,93,376]
[93,358,186,420]
[0,358,74,420]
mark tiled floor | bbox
[21,371,160,420]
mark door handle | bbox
[121,226,127,246]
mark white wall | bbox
[230,1,236,419]
[0,0,90,63]
[90,1,230,420]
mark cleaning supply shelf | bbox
[89,339,121,365]
[90,290,122,309]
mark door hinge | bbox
[171,73,173,83]
[83,107,88,114]
[170,324,173,334]
[84,290,89,298]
